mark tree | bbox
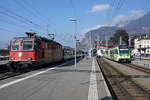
[109,29,129,45]
[131,35,138,46]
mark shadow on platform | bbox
[60,58,82,67]
[99,96,112,100]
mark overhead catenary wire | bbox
[69,0,77,17]
[0,27,23,35]
[0,5,46,34]
[20,0,57,32]
[68,0,79,39]
[0,11,31,26]
[0,11,43,34]
[140,0,150,11]
[0,19,29,30]
[105,0,126,26]
[13,0,40,18]
[100,0,126,46]
[0,5,41,27]
[14,0,48,27]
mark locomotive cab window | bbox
[23,41,33,51]
[11,40,20,51]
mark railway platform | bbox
[0,60,8,65]
[132,59,150,69]
[0,57,112,100]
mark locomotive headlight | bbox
[11,58,14,61]
[28,58,32,61]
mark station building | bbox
[95,41,114,49]
[133,36,150,55]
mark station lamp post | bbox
[69,18,77,70]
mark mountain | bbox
[81,11,150,50]
[81,26,118,50]
[124,11,150,34]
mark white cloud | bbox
[89,4,110,13]
[81,10,146,36]
[111,10,145,27]
[81,24,113,36]
[82,25,106,33]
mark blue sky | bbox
[0,0,150,48]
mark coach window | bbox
[114,49,118,54]
[23,41,33,51]
[45,43,48,50]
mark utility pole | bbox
[120,36,122,45]
[97,36,99,51]
[47,24,55,40]
[69,18,77,70]
[129,36,131,47]
[105,37,108,49]
[47,24,49,38]
[91,31,93,57]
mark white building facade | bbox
[133,37,150,54]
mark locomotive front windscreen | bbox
[11,40,19,51]
[23,41,33,51]
[120,50,129,54]
[119,45,129,54]
[119,45,128,49]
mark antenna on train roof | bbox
[25,32,37,37]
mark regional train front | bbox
[118,45,131,63]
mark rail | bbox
[124,63,150,74]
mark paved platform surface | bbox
[0,60,8,65]
[132,59,150,69]
[0,58,112,100]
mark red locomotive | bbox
[8,32,63,72]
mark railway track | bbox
[97,58,150,100]
[124,63,150,74]
[0,72,20,80]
